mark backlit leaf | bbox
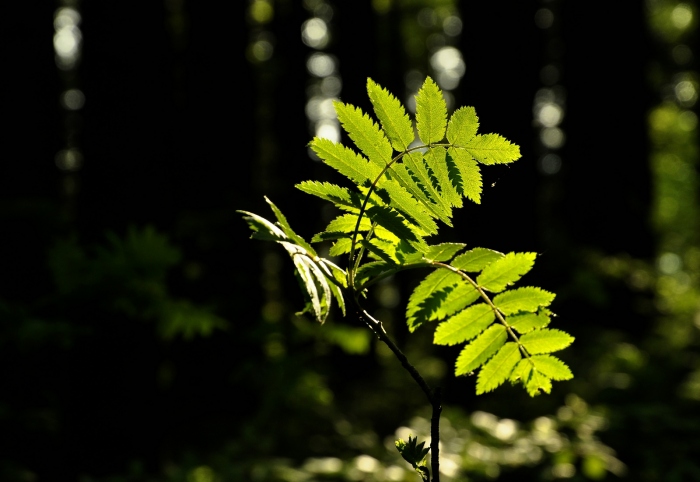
[476,342,521,394]
[455,324,507,376]
[452,247,504,272]
[434,303,494,346]
[463,133,521,165]
[493,286,555,315]
[520,329,575,355]
[415,76,447,145]
[447,106,479,145]
[477,252,537,292]
[367,78,415,152]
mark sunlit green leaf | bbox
[520,329,575,355]
[455,324,507,376]
[531,354,573,381]
[448,148,482,204]
[477,252,537,292]
[493,286,555,315]
[334,100,393,168]
[434,303,494,346]
[416,76,447,145]
[447,106,479,145]
[367,77,415,152]
[423,243,466,262]
[452,247,504,272]
[508,311,551,333]
[463,133,521,165]
[476,342,521,394]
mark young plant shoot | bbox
[239,76,574,481]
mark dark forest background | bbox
[2,1,699,481]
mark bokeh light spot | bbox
[302,18,329,48]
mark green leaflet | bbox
[508,311,551,333]
[329,238,352,257]
[432,282,480,320]
[530,354,574,381]
[455,324,507,376]
[520,328,575,355]
[406,269,462,331]
[476,342,521,395]
[388,162,452,225]
[415,76,447,145]
[402,151,453,217]
[424,147,462,208]
[333,100,393,169]
[476,252,537,292]
[447,148,482,204]
[493,286,555,315]
[509,355,571,396]
[374,178,439,235]
[434,303,494,346]
[295,181,363,211]
[452,247,504,272]
[310,137,383,187]
[366,205,428,253]
[367,78,415,152]
[446,106,479,145]
[463,133,521,165]
[362,238,399,265]
[423,243,466,262]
